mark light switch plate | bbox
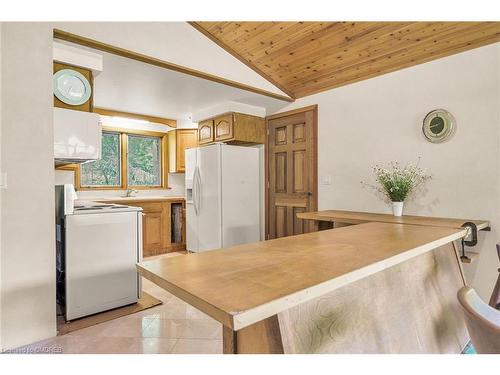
[0,172,7,189]
[320,175,332,185]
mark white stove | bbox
[55,185,143,321]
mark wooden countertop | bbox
[297,209,490,230]
[94,196,185,203]
[137,222,465,331]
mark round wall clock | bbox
[422,109,456,143]
[53,69,92,106]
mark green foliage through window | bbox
[127,135,161,186]
[81,132,121,186]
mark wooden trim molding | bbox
[101,126,169,138]
[188,22,296,99]
[266,105,318,120]
[94,107,177,128]
[53,29,294,103]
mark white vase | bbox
[391,201,404,216]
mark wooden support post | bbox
[222,315,284,354]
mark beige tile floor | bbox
[21,253,223,354]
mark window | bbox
[81,132,121,187]
[78,128,167,190]
[128,135,161,186]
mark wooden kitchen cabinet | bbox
[168,129,198,173]
[198,119,214,145]
[214,114,234,141]
[199,112,265,145]
[97,198,186,257]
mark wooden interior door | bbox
[266,105,317,239]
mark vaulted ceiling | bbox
[190,22,500,99]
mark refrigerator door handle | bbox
[193,166,200,216]
[194,167,202,215]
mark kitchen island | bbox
[137,211,489,354]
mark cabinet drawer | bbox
[132,202,163,213]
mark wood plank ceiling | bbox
[190,22,500,99]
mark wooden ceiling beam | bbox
[93,107,177,127]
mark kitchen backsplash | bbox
[55,170,186,199]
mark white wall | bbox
[1,23,55,350]
[269,42,500,301]
[89,49,277,121]
[0,22,3,350]
[54,22,289,98]
[191,101,267,122]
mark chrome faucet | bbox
[126,189,138,197]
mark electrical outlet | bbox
[0,172,7,189]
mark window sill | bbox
[77,186,173,191]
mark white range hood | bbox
[54,107,102,165]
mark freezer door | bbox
[65,212,139,320]
[221,145,261,247]
[196,144,222,252]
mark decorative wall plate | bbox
[422,109,456,143]
[53,69,92,106]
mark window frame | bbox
[75,126,169,190]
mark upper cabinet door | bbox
[198,120,214,145]
[214,114,234,142]
[176,129,198,172]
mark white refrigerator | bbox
[185,143,260,252]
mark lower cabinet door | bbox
[142,211,164,257]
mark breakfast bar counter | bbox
[136,213,489,354]
[297,209,490,231]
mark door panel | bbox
[293,150,306,193]
[293,207,307,235]
[275,206,287,238]
[275,152,287,193]
[267,107,317,239]
[214,114,234,141]
[198,120,214,145]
